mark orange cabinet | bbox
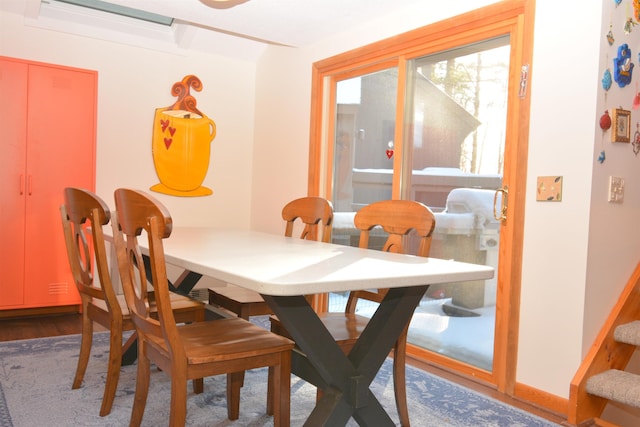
[0,56,96,310]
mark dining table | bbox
[113,227,494,426]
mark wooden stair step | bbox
[586,369,640,408]
[614,320,640,345]
[592,417,623,427]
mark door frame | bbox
[306,0,534,394]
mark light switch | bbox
[536,176,563,201]
[608,176,624,203]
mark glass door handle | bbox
[494,186,508,222]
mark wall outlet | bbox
[608,176,624,203]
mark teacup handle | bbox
[207,118,217,142]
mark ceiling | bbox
[2,0,430,60]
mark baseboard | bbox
[514,381,568,417]
[0,305,80,319]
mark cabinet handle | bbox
[19,174,25,195]
[28,175,33,195]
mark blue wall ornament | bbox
[602,69,613,90]
[614,44,634,87]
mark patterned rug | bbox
[0,331,560,426]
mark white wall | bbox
[518,0,601,396]
[585,1,640,347]
[586,2,640,422]
[1,10,257,228]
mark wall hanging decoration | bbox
[614,44,634,87]
[634,123,640,155]
[612,107,631,143]
[602,69,613,91]
[385,141,394,159]
[150,75,217,197]
[599,110,611,164]
[600,110,612,130]
[634,82,640,109]
[607,29,615,45]
[598,150,606,163]
[635,0,640,21]
[624,18,636,34]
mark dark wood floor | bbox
[0,312,94,341]
[0,312,567,425]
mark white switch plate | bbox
[608,176,624,203]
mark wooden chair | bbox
[60,187,206,417]
[268,199,435,427]
[208,196,333,319]
[111,188,294,427]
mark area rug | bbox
[0,331,560,426]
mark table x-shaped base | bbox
[263,284,428,427]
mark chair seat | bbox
[270,312,368,347]
[208,286,271,318]
[91,293,204,324]
[146,317,293,366]
[317,312,369,343]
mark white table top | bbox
[157,227,494,296]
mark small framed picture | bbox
[612,108,631,143]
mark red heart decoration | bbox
[386,149,394,159]
[160,119,169,132]
[168,127,176,137]
[164,137,172,149]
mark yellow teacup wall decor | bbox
[151,75,216,197]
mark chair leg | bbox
[169,373,188,427]
[192,378,204,394]
[186,307,213,395]
[99,326,123,416]
[266,366,274,415]
[393,330,410,427]
[130,347,151,427]
[72,312,93,390]
[227,372,243,420]
[274,351,291,427]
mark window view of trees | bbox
[417,39,510,175]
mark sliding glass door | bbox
[309,1,533,390]
[328,37,509,372]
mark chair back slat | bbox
[354,199,435,256]
[281,196,333,243]
[345,199,436,313]
[112,189,178,354]
[61,188,121,313]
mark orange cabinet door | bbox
[0,58,28,308]
[24,63,97,307]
